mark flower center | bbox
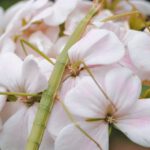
[67,62,83,77]
[105,114,116,124]
[17,95,40,106]
[68,65,80,77]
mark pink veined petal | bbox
[60,75,82,99]
[51,36,69,58]
[128,0,150,15]
[0,103,54,150]
[27,104,37,136]
[47,101,71,139]
[125,30,150,74]
[39,130,54,150]
[118,0,150,15]
[64,0,92,35]
[96,22,127,41]
[3,0,34,35]
[92,10,113,28]
[29,31,53,55]
[45,26,60,43]
[4,1,27,26]
[65,77,109,119]
[0,53,22,92]
[2,0,48,41]
[38,59,54,80]
[68,29,125,66]
[1,101,24,124]
[21,55,48,93]
[32,0,49,9]
[0,38,16,53]
[105,67,141,116]
[115,99,150,147]
[0,106,28,150]
[48,76,85,138]
[31,0,79,26]
[55,122,109,150]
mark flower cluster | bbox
[0,0,150,150]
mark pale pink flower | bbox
[120,30,150,82]
[0,0,60,58]
[0,53,54,150]
[31,0,79,26]
[1,0,49,38]
[0,38,15,53]
[3,1,28,28]
[118,0,150,15]
[49,36,69,58]
[55,67,150,150]
[64,0,92,35]
[64,2,129,36]
[48,29,125,138]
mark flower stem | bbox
[26,3,101,150]
[0,91,38,97]
[20,39,55,65]
[101,11,139,22]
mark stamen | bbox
[67,63,82,77]
[105,114,116,124]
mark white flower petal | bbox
[116,99,150,147]
[129,0,150,15]
[0,53,22,92]
[27,104,37,135]
[4,1,27,26]
[126,30,150,74]
[48,101,71,139]
[65,77,108,119]
[64,0,92,35]
[118,0,150,15]
[3,0,49,40]
[40,131,54,150]
[0,38,16,53]
[68,29,125,65]
[38,59,54,80]
[45,26,60,43]
[29,31,53,55]
[55,122,108,150]
[31,0,79,26]
[1,101,23,124]
[0,106,28,150]
[105,67,141,116]
[0,103,53,150]
[51,36,69,58]
[21,55,48,93]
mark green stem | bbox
[0,92,38,97]
[101,11,139,22]
[20,39,55,65]
[26,3,101,150]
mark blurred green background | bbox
[0,0,21,9]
